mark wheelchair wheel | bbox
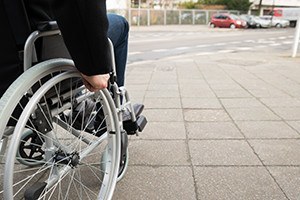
[101,144,129,182]
[1,59,120,200]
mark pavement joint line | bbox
[175,59,200,200]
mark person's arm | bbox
[49,0,112,77]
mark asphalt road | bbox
[127,26,297,64]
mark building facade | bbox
[250,0,300,15]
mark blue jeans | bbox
[107,14,129,87]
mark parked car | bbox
[210,13,247,29]
[251,16,272,28]
[240,14,257,28]
[271,7,300,27]
[210,14,247,29]
[260,15,290,28]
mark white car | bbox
[260,15,290,28]
[252,16,272,28]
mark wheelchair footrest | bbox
[123,115,147,135]
[137,115,147,132]
[24,182,47,200]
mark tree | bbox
[225,0,252,12]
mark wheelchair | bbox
[0,13,147,200]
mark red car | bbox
[210,14,247,29]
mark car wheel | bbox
[275,23,282,28]
[230,24,236,29]
[256,23,261,28]
[210,23,216,28]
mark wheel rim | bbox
[3,65,119,199]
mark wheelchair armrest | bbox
[37,21,59,32]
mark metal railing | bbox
[108,8,240,26]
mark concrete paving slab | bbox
[220,98,265,108]
[249,140,300,165]
[184,109,231,122]
[147,84,179,91]
[268,167,300,200]
[236,121,300,139]
[144,97,182,109]
[214,89,252,98]
[286,121,300,134]
[186,122,243,139]
[128,140,190,166]
[194,167,287,200]
[145,90,180,98]
[182,98,222,109]
[180,89,216,98]
[119,27,300,199]
[260,98,300,107]
[131,122,186,140]
[143,109,183,122]
[189,140,261,166]
[226,107,280,121]
[113,166,197,200]
[126,84,148,91]
[248,89,291,98]
[272,107,300,120]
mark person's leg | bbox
[107,14,129,87]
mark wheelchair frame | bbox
[0,23,143,200]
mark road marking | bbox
[175,47,190,50]
[152,49,168,52]
[269,43,281,46]
[196,52,214,56]
[278,36,287,40]
[282,41,293,44]
[196,44,210,48]
[128,52,142,55]
[256,45,267,48]
[218,49,235,53]
[236,47,252,51]
[244,40,255,43]
[257,40,275,44]
[213,43,226,46]
[130,38,172,44]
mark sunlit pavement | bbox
[113,25,300,200]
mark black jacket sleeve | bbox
[27,0,112,76]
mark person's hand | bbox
[80,73,110,92]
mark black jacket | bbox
[27,0,112,76]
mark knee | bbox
[107,14,129,34]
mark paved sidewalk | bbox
[113,40,300,199]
